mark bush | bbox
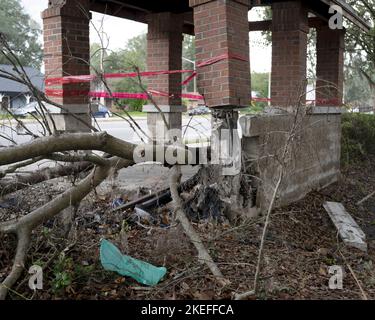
[341,113,375,165]
[121,98,146,112]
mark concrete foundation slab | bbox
[240,111,342,210]
[323,201,367,252]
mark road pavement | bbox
[0,115,212,147]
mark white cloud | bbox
[20,0,47,26]
[90,13,147,51]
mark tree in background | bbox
[90,34,147,111]
[250,72,269,110]
[91,34,195,111]
[260,3,375,108]
[345,56,373,110]
[182,35,196,93]
[0,0,42,69]
[251,72,269,98]
[112,34,147,111]
[346,0,375,109]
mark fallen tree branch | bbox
[47,153,109,167]
[0,157,131,299]
[0,132,135,166]
[0,162,92,197]
[0,157,44,178]
[0,231,30,300]
[0,132,204,167]
[169,165,229,286]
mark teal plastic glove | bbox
[100,239,167,286]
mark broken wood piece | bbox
[323,201,367,252]
[356,191,375,206]
[110,193,157,213]
[111,169,201,213]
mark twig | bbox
[233,168,284,300]
[233,102,306,300]
[339,250,368,300]
[0,157,44,178]
[356,191,375,206]
[0,157,131,299]
[169,165,229,286]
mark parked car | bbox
[188,106,211,116]
[92,104,112,118]
[12,101,60,118]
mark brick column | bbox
[42,0,92,132]
[190,0,251,109]
[316,26,345,106]
[144,12,185,141]
[271,1,309,108]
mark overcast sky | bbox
[20,0,271,72]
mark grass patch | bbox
[0,114,12,120]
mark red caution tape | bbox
[45,69,195,86]
[45,53,248,87]
[90,91,149,100]
[45,89,205,101]
[181,71,197,86]
[180,93,204,100]
[197,53,248,68]
[44,53,249,102]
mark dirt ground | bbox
[1,157,375,300]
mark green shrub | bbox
[341,113,375,165]
[52,255,74,293]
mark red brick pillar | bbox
[190,0,251,109]
[144,12,184,141]
[316,26,345,106]
[271,1,309,108]
[42,0,91,132]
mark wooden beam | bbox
[90,3,195,35]
[249,17,331,32]
[182,12,194,35]
[320,0,371,32]
[90,2,148,24]
[183,24,194,35]
[248,20,271,31]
